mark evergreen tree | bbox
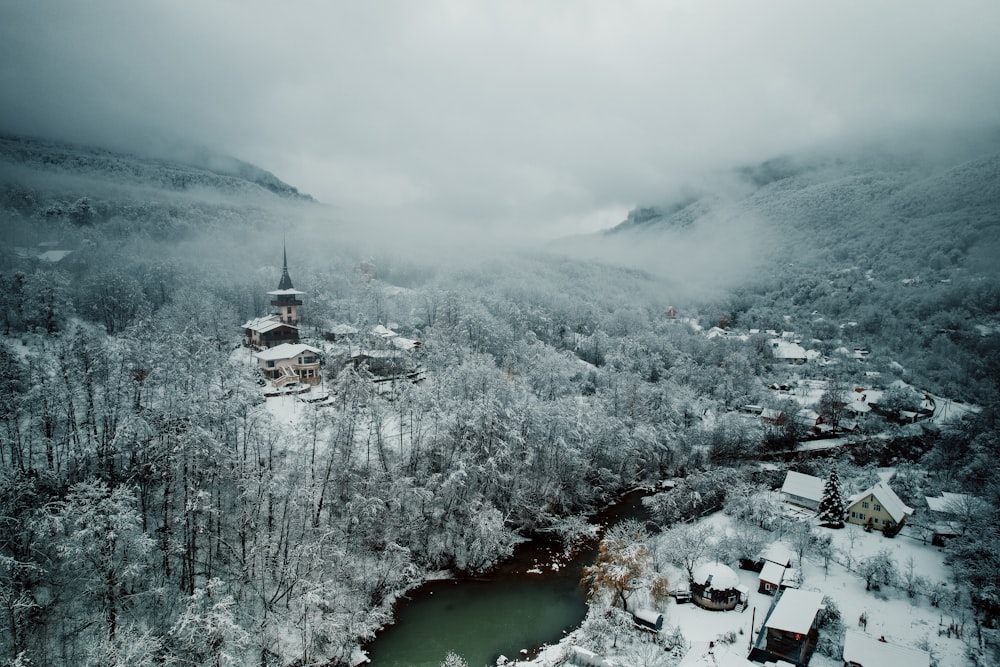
[817,468,846,528]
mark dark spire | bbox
[277,240,294,290]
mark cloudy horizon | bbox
[2,1,1000,240]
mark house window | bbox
[286,307,292,314]
[266,360,275,368]
[859,513,866,521]
[851,511,857,518]
[862,501,869,509]
[874,503,882,512]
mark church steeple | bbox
[277,241,295,290]
[268,243,304,328]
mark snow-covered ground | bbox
[519,509,975,667]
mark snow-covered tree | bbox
[817,467,845,528]
[655,522,715,581]
[582,520,655,612]
[440,651,469,667]
[859,550,897,591]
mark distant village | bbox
[240,248,424,401]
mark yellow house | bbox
[845,482,913,533]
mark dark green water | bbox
[364,490,652,667]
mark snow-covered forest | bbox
[1,131,999,667]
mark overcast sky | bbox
[2,1,1000,239]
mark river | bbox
[363,489,653,667]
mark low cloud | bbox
[2,1,999,243]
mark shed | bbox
[759,560,785,594]
[781,471,824,511]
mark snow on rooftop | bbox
[38,250,72,262]
[266,288,305,296]
[848,481,913,523]
[760,543,793,567]
[242,314,298,334]
[781,471,824,503]
[925,492,974,513]
[843,629,930,667]
[764,589,825,635]
[254,343,321,361]
[759,560,786,585]
[692,562,740,591]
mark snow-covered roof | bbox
[327,323,359,335]
[760,542,793,567]
[242,314,298,334]
[691,562,740,590]
[38,250,72,262]
[760,560,786,585]
[847,482,913,523]
[390,336,420,351]
[352,349,402,359]
[372,324,398,338]
[633,609,662,625]
[781,471,824,503]
[254,343,321,362]
[842,629,930,667]
[764,589,825,634]
[266,288,305,296]
[771,340,807,360]
[925,492,974,513]
[761,408,784,421]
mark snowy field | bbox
[524,509,976,667]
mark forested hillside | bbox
[1,135,998,666]
[593,136,1000,402]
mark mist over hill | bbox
[2,129,1000,665]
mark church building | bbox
[242,247,323,388]
[242,246,305,349]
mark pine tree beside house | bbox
[818,468,846,528]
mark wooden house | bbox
[925,491,981,545]
[752,588,825,666]
[761,408,787,426]
[845,482,913,534]
[243,314,299,349]
[758,560,785,594]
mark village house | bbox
[842,629,930,667]
[254,343,322,388]
[771,339,808,364]
[925,491,982,545]
[844,481,913,534]
[689,562,748,611]
[761,408,786,426]
[242,247,304,349]
[781,471,824,511]
[750,588,825,666]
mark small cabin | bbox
[751,589,824,666]
[690,562,745,611]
